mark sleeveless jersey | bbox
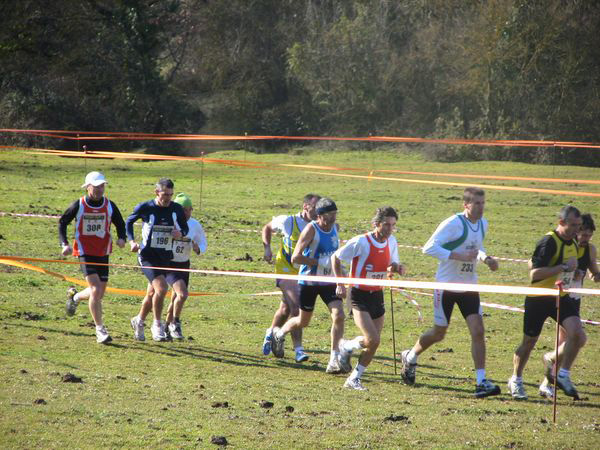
[530,230,578,290]
[274,215,303,275]
[298,221,339,286]
[73,196,113,257]
[351,233,391,292]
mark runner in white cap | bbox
[59,171,126,343]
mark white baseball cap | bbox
[82,171,108,187]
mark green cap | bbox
[174,193,192,209]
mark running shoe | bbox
[295,349,309,363]
[262,331,273,355]
[400,350,417,385]
[343,377,367,391]
[542,353,555,383]
[556,373,580,399]
[271,327,285,358]
[338,340,353,373]
[66,287,78,316]
[325,357,342,374]
[151,321,167,342]
[130,316,145,341]
[539,378,555,399]
[475,379,501,398]
[507,378,528,400]
[169,320,184,340]
[96,325,112,344]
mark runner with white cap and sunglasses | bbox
[59,171,127,344]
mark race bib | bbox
[82,213,106,237]
[316,255,333,276]
[172,237,192,261]
[460,262,474,273]
[366,271,386,280]
[151,225,173,249]
[560,270,574,290]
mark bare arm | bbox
[291,225,317,266]
[588,244,600,282]
[262,221,273,262]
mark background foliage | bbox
[1,0,599,164]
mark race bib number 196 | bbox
[151,225,173,249]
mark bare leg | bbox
[328,300,345,353]
[465,313,486,370]
[512,334,538,377]
[86,274,106,326]
[353,310,384,368]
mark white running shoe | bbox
[96,325,112,344]
[539,378,555,399]
[130,316,145,341]
[151,321,167,342]
[400,350,417,386]
[66,287,78,316]
[326,357,342,374]
[271,327,285,358]
[507,378,528,400]
[344,376,367,391]
[169,320,184,340]
[338,340,353,373]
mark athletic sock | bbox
[476,369,486,385]
[510,375,523,383]
[350,364,366,380]
[294,346,304,353]
[330,350,340,363]
[153,320,161,327]
[73,292,83,303]
[95,324,105,331]
[558,368,570,378]
[407,349,418,364]
[265,327,273,337]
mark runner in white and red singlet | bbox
[331,206,405,390]
[59,171,126,344]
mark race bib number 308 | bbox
[82,213,106,237]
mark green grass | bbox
[0,147,599,448]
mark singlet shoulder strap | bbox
[442,214,468,251]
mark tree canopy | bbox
[1,0,598,164]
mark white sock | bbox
[344,337,364,352]
[558,368,570,378]
[73,292,83,302]
[476,369,486,385]
[511,375,523,383]
[137,315,144,325]
[294,346,304,353]
[350,364,366,380]
[407,349,418,364]
[275,329,284,339]
[95,324,105,331]
[153,320,161,327]
[265,327,273,337]
[330,350,340,362]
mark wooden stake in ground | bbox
[389,287,397,375]
[553,280,564,424]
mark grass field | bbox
[0,146,599,448]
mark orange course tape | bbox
[0,258,219,297]
[1,128,600,148]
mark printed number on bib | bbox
[172,238,192,261]
[82,214,106,237]
[561,271,574,290]
[317,255,333,277]
[366,271,386,280]
[461,263,474,273]
[151,226,173,249]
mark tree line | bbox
[1,0,599,165]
